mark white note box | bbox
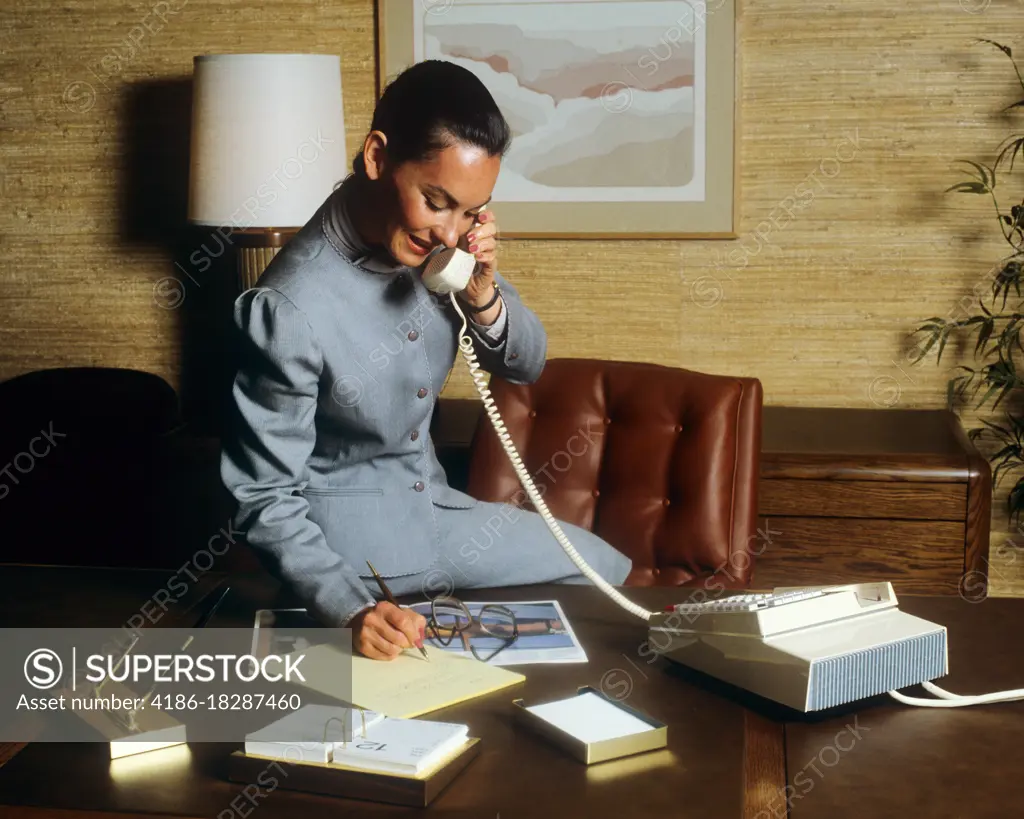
[512,686,667,765]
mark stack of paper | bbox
[331,717,469,776]
[525,691,656,743]
[245,704,385,764]
[286,641,525,719]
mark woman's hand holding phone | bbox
[459,209,500,308]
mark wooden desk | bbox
[5,569,1016,818]
[0,566,784,819]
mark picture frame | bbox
[377,0,739,239]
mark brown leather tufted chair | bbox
[465,358,764,588]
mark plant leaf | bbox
[945,182,989,194]
[977,382,1002,409]
[975,38,1012,58]
[976,316,995,356]
[937,326,952,363]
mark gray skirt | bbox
[368,500,633,602]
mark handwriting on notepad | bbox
[349,646,524,718]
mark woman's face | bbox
[363,134,501,268]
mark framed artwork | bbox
[377,0,738,238]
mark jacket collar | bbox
[322,176,421,275]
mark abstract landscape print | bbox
[379,0,736,237]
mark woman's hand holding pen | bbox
[458,209,503,326]
[349,601,427,661]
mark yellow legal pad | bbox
[297,643,526,718]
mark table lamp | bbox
[187,53,348,291]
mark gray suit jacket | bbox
[220,180,547,626]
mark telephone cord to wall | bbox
[451,295,1024,707]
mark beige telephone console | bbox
[649,581,948,711]
[421,226,1022,713]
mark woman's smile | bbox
[406,233,433,256]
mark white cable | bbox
[922,681,960,699]
[451,294,655,622]
[888,680,1024,707]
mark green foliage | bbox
[915,39,1024,524]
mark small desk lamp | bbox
[187,53,347,291]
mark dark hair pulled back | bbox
[352,60,511,178]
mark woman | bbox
[220,60,632,662]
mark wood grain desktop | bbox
[0,566,776,819]
[2,567,1019,818]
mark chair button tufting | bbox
[592,489,600,498]
[663,498,671,507]
[529,410,537,418]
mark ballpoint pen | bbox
[366,561,429,660]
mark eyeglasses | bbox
[426,596,519,663]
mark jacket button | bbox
[414,481,425,492]
[408,330,419,341]
[510,352,519,360]
[410,430,419,441]
[417,387,428,398]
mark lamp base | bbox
[234,229,298,291]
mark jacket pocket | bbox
[301,487,384,497]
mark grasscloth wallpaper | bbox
[2,1,1023,589]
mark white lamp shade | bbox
[187,53,347,228]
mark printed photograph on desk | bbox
[407,600,587,666]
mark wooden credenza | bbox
[751,406,992,597]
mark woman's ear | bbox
[362,131,388,181]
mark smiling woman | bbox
[219,59,633,665]
[347,60,506,277]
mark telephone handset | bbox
[421,245,477,294]
[419,213,1023,711]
